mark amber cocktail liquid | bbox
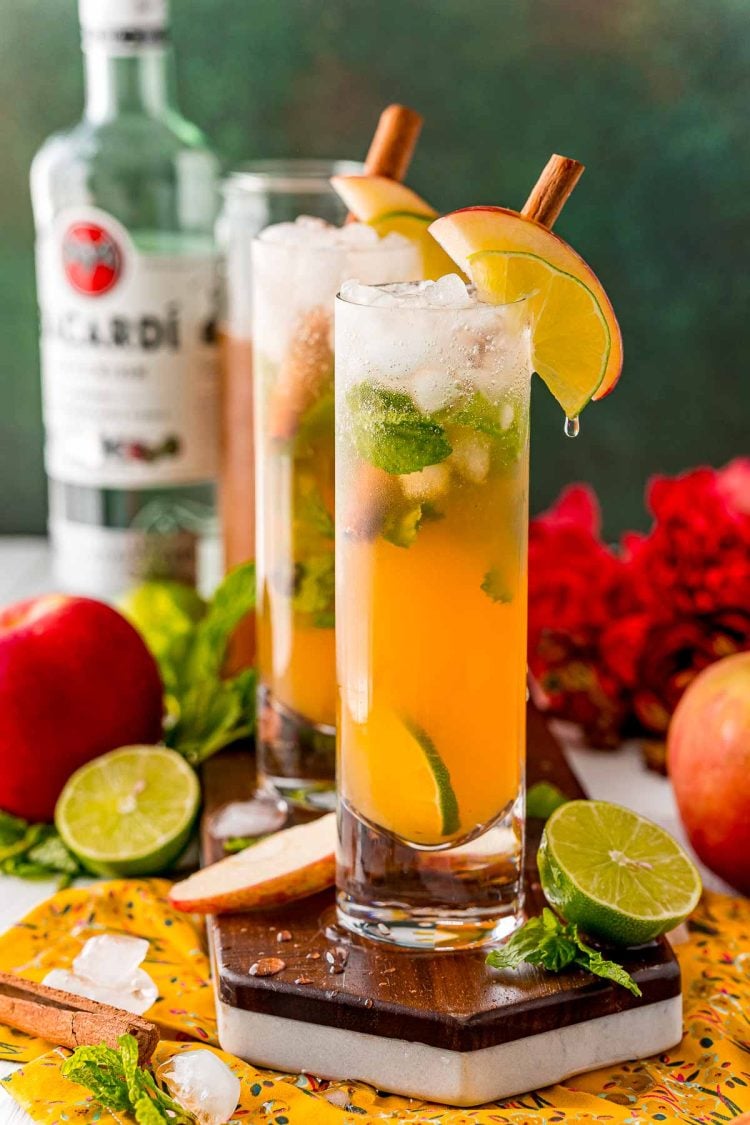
[335,276,532,948]
[253,220,419,808]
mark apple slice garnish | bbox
[429,206,622,401]
[330,174,459,281]
[331,173,437,222]
[169,813,336,914]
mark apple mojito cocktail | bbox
[253,218,419,808]
[334,158,622,949]
[335,276,532,947]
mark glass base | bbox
[336,895,521,951]
[257,774,337,813]
[336,798,524,950]
[257,685,336,812]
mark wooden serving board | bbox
[201,706,682,1107]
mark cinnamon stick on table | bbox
[0,972,159,1064]
[268,103,423,442]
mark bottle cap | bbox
[79,0,169,52]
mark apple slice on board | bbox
[169,813,336,914]
[330,173,458,281]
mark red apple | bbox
[667,652,750,894]
[0,595,163,822]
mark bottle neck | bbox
[83,46,176,122]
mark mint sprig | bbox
[61,1034,192,1124]
[347,382,451,476]
[122,563,257,767]
[0,812,82,886]
[486,908,642,996]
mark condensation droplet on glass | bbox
[564,415,580,438]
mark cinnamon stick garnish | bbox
[0,972,159,1064]
[363,103,423,181]
[522,153,585,228]
[344,103,422,225]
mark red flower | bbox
[527,461,750,744]
[528,486,629,745]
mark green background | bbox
[1,0,748,538]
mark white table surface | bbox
[0,536,735,1120]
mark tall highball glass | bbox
[335,279,532,949]
[253,229,420,810]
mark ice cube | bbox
[336,221,379,246]
[400,463,451,502]
[158,1050,241,1125]
[209,797,287,841]
[410,367,459,415]
[427,273,474,308]
[449,432,492,484]
[42,967,158,1015]
[259,215,336,245]
[73,934,150,989]
[501,402,515,430]
[340,276,474,310]
[339,279,391,307]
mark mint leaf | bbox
[437,391,528,466]
[382,503,424,548]
[123,564,258,770]
[186,562,256,683]
[573,935,643,997]
[62,1035,192,1124]
[119,581,206,696]
[486,908,642,996]
[223,835,259,854]
[292,554,335,626]
[348,382,451,475]
[0,811,28,847]
[169,674,255,766]
[295,389,335,452]
[485,914,553,970]
[62,1043,132,1112]
[436,391,506,437]
[0,818,82,887]
[481,567,512,604]
[295,486,334,541]
[526,781,570,820]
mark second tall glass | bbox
[253,226,420,809]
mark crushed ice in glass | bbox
[340,274,475,309]
[43,933,157,1015]
[259,214,406,250]
[158,1050,240,1125]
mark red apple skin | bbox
[0,595,163,822]
[667,652,750,894]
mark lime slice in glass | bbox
[538,799,702,945]
[55,745,200,877]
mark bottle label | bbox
[37,206,220,489]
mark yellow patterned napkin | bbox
[1,881,748,1123]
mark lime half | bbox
[56,746,200,877]
[538,800,702,945]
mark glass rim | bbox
[335,283,533,311]
[223,158,366,195]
